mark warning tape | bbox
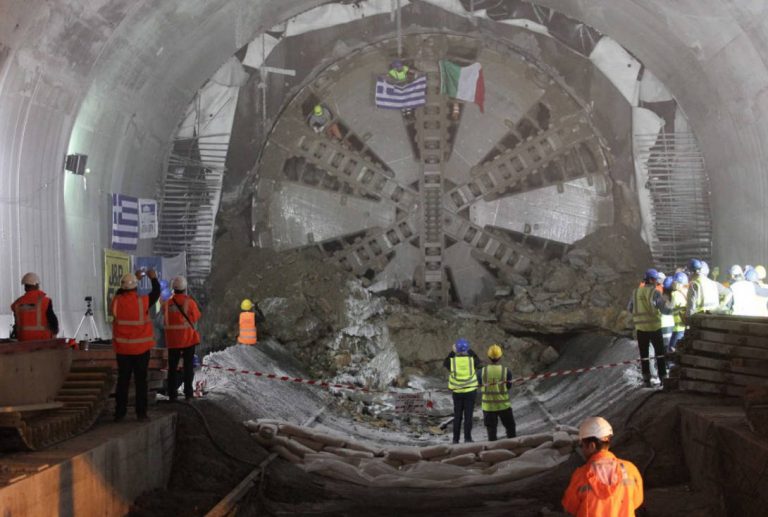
[201,355,665,395]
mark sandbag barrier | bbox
[243,419,579,488]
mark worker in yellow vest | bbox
[667,272,689,358]
[237,299,264,345]
[628,269,670,387]
[444,338,480,444]
[479,344,516,441]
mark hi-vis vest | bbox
[481,364,511,412]
[632,285,662,332]
[11,290,53,341]
[238,311,257,345]
[163,295,200,349]
[111,291,155,355]
[692,276,720,313]
[449,355,478,393]
[388,65,409,82]
[671,290,687,331]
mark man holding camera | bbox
[111,268,160,422]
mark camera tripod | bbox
[73,297,100,348]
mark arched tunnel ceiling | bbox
[2,0,768,332]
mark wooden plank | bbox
[687,340,768,360]
[679,354,768,378]
[681,367,768,387]
[679,379,745,397]
[0,402,64,413]
[697,317,768,337]
[689,329,768,350]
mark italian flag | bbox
[439,60,485,112]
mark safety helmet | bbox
[171,275,188,291]
[729,264,744,278]
[120,273,138,289]
[662,277,674,290]
[578,416,613,440]
[701,261,710,276]
[240,298,254,311]
[21,272,40,286]
[746,269,759,282]
[688,258,703,272]
[454,338,470,354]
[391,59,403,69]
[644,268,659,282]
[673,272,689,285]
[487,344,503,360]
[756,265,767,280]
[313,104,323,116]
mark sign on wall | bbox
[139,198,158,239]
[104,249,131,323]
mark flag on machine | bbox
[111,193,139,251]
[374,75,428,109]
[439,60,485,112]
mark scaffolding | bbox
[635,131,712,271]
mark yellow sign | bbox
[104,249,131,323]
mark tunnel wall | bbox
[1,0,768,336]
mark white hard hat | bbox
[120,273,138,289]
[171,275,188,291]
[729,264,744,278]
[21,272,40,286]
[578,416,613,440]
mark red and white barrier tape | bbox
[201,355,665,395]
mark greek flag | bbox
[375,75,428,109]
[111,193,139,250]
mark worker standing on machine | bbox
[112,269,160,422]
[478,344,516,441]
[11,272,59,341]
[163,275,201,401]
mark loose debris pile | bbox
[244,419,579,488]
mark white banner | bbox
[138,198,158,239]
[162,252,187,282]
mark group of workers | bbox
[445,338,642,516]
[630,257,768,387]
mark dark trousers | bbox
[452,391,476,443]
[115,351,150,418]
[637,329,667,380]
[168,345,196,399]
[484,408,517,441]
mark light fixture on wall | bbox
[64,153,89,175]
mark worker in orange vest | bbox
[237,298,264,345]
[112,269,160,422]
[162,275,201,401]
[562,416,644,516]
[10,272,59,341]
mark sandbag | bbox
[251,433,274,448]
[558,445,574,456]
[291,435,325,452]
[555,424,579,434]
[517,432,553,448]
[258,423,279,440]
[441,453,476,466]
[552,430,574,448]
[359,458,398,477]
[303,457,374,486]
[420,444,452,459]
[386,447,423,462]
[283,436,316,458]
[479,449,516,464]
[384,458,403,469]
[243,419,261,433]
[305,429,347,448]
[279,422,317,440]
[324,446,375,459]
[468,461,491,469]
[272,444,302,464]
[449,443,485,457]
[485,437,522,451]
[343,438,380,455]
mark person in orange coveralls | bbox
[562,416,643,516]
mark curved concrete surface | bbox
[1,1,766,328]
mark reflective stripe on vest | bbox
[633,286,662,331]
[388,66,409,81]
[164,298,192,330]
[14,298,46,332]
[238,311,257,344]
[112,295,153,345]
[449,355,478,393]
[481,364,510,412]
[693,277,720,312]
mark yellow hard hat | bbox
[313,104,323,116]
[488,344,503,360]
[756,265,767,280]
[240,299,254,311]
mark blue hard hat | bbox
[644,268,659,281]
[193,354,201,368]
[673,272,689,285]
[746,269,759,282]
[454,338,470,354]
[688,258,703,272]
[391,59,403,69]
[663,277,674,290]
